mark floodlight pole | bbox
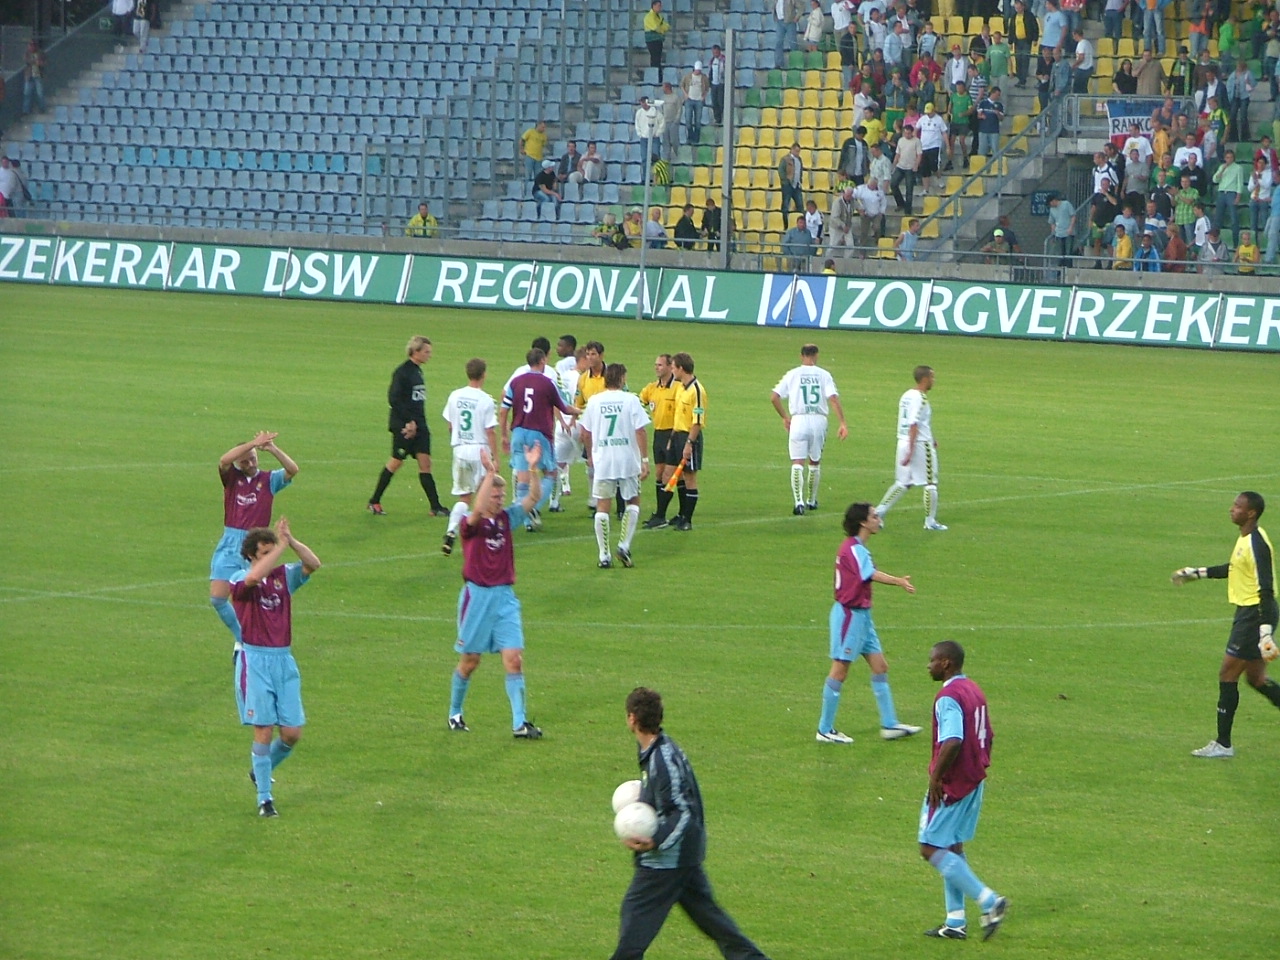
[638,130,654,322]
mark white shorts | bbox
[451,449,487,496]
[555,424,583,464]
[788,414,828,462]
[592,476,641,502]
[894,438,939,488]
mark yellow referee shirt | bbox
[673,377,707,433]
[574,370,605,408]
[638,377,679,430]
[1228,528,1275,607]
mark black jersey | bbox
[387,359,426,432]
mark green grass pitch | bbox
[2,284,1277,960]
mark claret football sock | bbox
[1256,678,1280,709]
[211,596,242,642]
[819,677,843,733]
[269,738,293,769]
[1217,681,1240,747]
[505,672,527,729]
[790,464,805,506]
[871,672,899,728]
[450,669,471,718]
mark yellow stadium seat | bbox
[818,109,838,129]
[876,237,897,259]
[803,71,823,91]
[1096,56,1113,77]
[990,16,1004,33]
[1116,39,1136,58]
[670,186,687,207]
[964,177,984,197]
[782,88,801,108]
[1096,38,1114,57]
[757,128,778,149]
[817,128,837,150]
[826,51,841,70]
[824,70,844,91]
[811,170,832,193]
[946,17,964,36]
[762,255,782,271]
[693,167,711,187]
[935,0,954,17]
[930,16,946,32]
[759,109,777,129]
[713,147,724,166]
[966,17,983,34]
[797,129,816,149]
[800,108,819,129]
[710,168,723,187]
[776,130,797,149]
[766,212,785,233]
[815,149,835,169]
[967,154,988,175]
[750,167,771,189]
[739,126,758,148]
[1010,113,1030,135]
[918,219,940,238]
[746,210,765,232]
[1098,76,1114,94]
[922,196,943,216]
[821,88,842,110]
[734,147,754,169]
[838,107,854,129]
[780,107,799,128]
[689,187,707,207]
[801,88,821,109]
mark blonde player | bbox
[876,365,945,531]
[441,359,499,556]
[580,363,650,569]
[770,344,848,516]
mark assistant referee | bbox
[639,353,679,528]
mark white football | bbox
[611,779,642,813]
[614,801,658,841]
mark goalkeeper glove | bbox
[1171,566,1206,585]
[1260,624,1279,663]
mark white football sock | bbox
[925,484,938,521]
[806,464,821,505]
[790,464,805,506]
[877,482,908,516]
[447,501,469,536]
[620,504,641,550]
[594,511,610,561]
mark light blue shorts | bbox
[511,426,557,474]
[210,527,249,581]
[240,644,305,728]
[456,583,525,655]
[233,646,246,718]
[829,603,882,661]
[918,781,985,847]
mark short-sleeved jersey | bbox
[896,387,932,442]
[557,368,581,411]
[834,535,875,608]
[773,363,839,417]
[461,504,527,587]
[574,369,606,408]
[222,466,291,531]
[581,390,651,480]
[930,675,992,802]
[501,363,557,402]
[639,376,679,430]
[672,377,707,433]
[504,370,575,439]
[1228,527,1276,609]
[555,355,579,378]
[442,386,498,450]
[388,359,426,432]
[230,561,309,648]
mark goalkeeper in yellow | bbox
[1172,491,1280,758]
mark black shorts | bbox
[667,431,703,472]
[1225,605,1263,661]
[920,147,940,178]
[652,429,676,466]
[391,424,431,461]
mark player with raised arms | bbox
[210,431,298,715]
[447,443,547,739]
[580,363,651,569]
[770,343,848,515]
[501,348,579,532]
[440,358,499,557]
[875,365,946,530]
[918,640,1007,941]
[816,502,922,744]
[231,518,321,818]
[1173,491,1280,758]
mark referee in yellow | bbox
[1173,491,1280,758]
[639,354,680,528]
[667,352,706,531]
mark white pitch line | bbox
[1,471,1264,605]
